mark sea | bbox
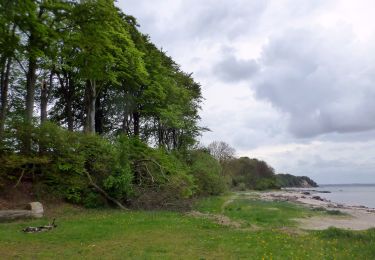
[316,184,375,209]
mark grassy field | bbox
[1,193,374,259]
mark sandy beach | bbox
[253,190,375,230]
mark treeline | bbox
[276,174,318,188]
[208,141,280,190]
[0,0,215,209]
[208,141,318,190]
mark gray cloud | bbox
[181,0,268,39]
[213,53,258,82]
[119,0,269,51]
[252,27,375,138]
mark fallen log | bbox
[0,202,44,221]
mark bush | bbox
[0,123,229,209]
[0,123,134,207]
[188,150,227,196]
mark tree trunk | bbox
[40,71,53,124]
[157,120,164,147]
[95,92,104,134]
[172,129,177,149]
[133,111,140,137]
[66,76,74,131]
[0,57,11,140]
[40,80,48,123]
[58,72,75,131]
[25,58,37,124]
[23,56,37,154]
[122,113,130,135]
[121,90,132,135]
[84,80,96,134]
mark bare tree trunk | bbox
[40,80,48,123]
[66,76,74,131]
[23,56,37,154]
[133,111,140,137]
[84,79,96,134]
[95,91,104,134]
[40,71,53,124]
[0,57,11,140]
[122,93,131,135]
[122,113,130,135]
[157,119,164,147]
[58,72,75,131]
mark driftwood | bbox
[23,219,57,233]
[84,171,128,210]
[0,202,44,221]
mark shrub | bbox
[0,122,228,209]
[188,150,227,196]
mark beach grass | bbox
[0,195,374,259]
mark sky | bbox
[118,0,375,184]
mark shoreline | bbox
[250,190,375,230]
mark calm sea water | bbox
[316,184,375,208]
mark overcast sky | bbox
[118,0,375,184]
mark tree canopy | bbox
[0,0,203,153]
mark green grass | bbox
[0,195,374,259]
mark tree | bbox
[208,141,235,163]
[0,0,18,142]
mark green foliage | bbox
[2,123,229,208]
[254,177,280,190]
[188,150,227,196]
[103,165,133,200]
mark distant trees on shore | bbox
[276,174,318,188]
[207,141,317,190]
